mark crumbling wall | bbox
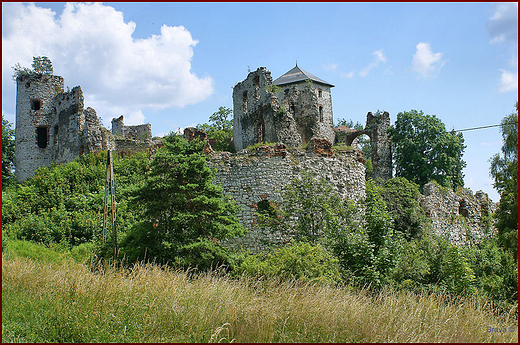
[111,115,152,140]
[420,182,497,245]
[210,146,366,252]
[233,67,335,151]
[54,86,86,163]
[366,111,392,181]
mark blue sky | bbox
[2,2,518,201]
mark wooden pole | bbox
[103,150,117,257]
[102,151,110,244]
[109,150,117,257]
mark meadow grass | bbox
[2,246,518,343]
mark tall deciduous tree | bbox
[2,116,16,188]
[389,110,466,190]
[197,106,234,152]
[490,103,518,258]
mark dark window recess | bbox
[318,89,323,98]
[253,75,260,86]
[319,106,324,122]
[257,199,278,217]
[31,99,42,111]
[36,127,49,148]
[290,103,296,114]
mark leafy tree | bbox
[258,171,358,244]
[381,177,428,240]
[489,103,518,258]
[389,110,466,190]
[2,116,16,188]
[197,106,235,152]
[12,56,53,80]
[119,133,245,269]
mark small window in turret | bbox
[36,126,49,148]
[318,89,323,98]
[319,106,324,122]
[31,99,42,111]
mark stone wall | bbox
[210,145,366,252]
[232,67,335,151]
[111,115,152,140]
[15,74,64,181]
[420,182,497,245]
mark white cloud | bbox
[359,49,386,77]
[497,69,518,92]
[323,63,338,72]
[487,2,518,44]
[411,42,446,78]
[341,71,355,79]
[2,2,213,124]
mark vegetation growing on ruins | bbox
[12,56,54,80]
[2,105,518,341]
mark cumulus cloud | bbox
[487,2,518,44]
[359,49,386,77]
[2,2,213,124]
[411,42,446,78]
[498,69,518,93]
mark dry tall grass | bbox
[2,253,517,343]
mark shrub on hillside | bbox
[236,242,341,284]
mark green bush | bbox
[237,242,341,284]
[382,177,428,240]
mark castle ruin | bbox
[14,64,495,252]
[15,73,154,181]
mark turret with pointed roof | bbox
[273,63,335,87]
[232,65,335,151]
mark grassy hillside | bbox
[2,243,517,343]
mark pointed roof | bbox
[273,64,334,87]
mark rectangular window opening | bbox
[36,126,49,148]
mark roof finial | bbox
[296,60,298,67]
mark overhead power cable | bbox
[452,124,503,132]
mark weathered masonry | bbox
[15,73,155,181]
[233,65,335,151]
[210,145,366,252]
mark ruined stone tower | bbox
[365,111,392,181]
[15,74,64,181]
[15,73,113,181]
[233,65,335,151]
